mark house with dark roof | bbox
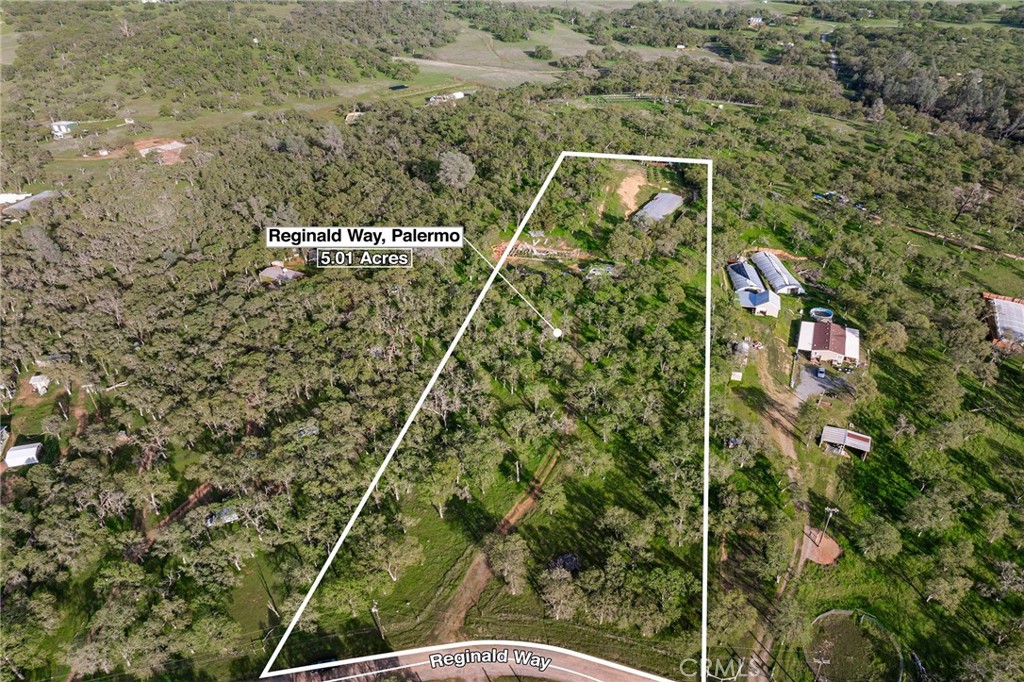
[797,320,860,364]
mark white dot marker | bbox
[552,328,563,338]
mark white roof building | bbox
[29,374,51,395]
[738,289,781,317]
[5,443,42,468]
[259,266,304,283]
[0,193,32,205]
[51,121,77,139]
[750,251,805,295]
[797,321,860,364]
[727,261,765,293]
[984,293,1024,348]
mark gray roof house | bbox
[633,193,684,222]
[738,289,781,317]
[750,251,805,295]
[727,261,765,292]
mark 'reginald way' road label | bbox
[267,226,463,248]
[428,648,552,673]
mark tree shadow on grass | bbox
[445,495,499,544]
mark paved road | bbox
[274,640,676,682]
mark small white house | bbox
[29,374,51,395]
[51,121,77,140]
[738,289,781,317]
[5,443,42,468]
[428,91,466,103]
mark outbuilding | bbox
[738,289,781,317]
[633,192,684,222]
[29,374,51,395]
[727,260,765,293]
[259,266,304,284]
[819,426,872,458]
[983,292,1024,350]
[750,251,805,295]
[5,443,42,468]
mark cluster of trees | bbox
[835,24,1024,141]
[554,2,758,49]
[1,1,453,123]
[802,0,994,24]
[448,1,554,42]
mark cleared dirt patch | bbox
[801,525,842,567]
[616,169,646,216]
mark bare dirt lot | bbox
[616,169,646,216]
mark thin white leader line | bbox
[702,161,713,682]
[464,237,557,332]
[260,152,569,678]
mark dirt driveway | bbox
[794,365,843,404]
[429,451,560,643]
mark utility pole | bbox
[821,506,840,544]
[371,601,386,640]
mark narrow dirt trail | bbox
[429,452,560,643]
[747,353,809,681]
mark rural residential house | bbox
[797,320,860,364]
[727,260,765,293]
[738,289,781,317]
[751,251,805,295]
[29,374,51,395]
[51,121,77,139]
[819,425,872,458]
[5,443,42,468]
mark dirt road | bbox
[282,639,672,682]
[397,56,563,76]
[429,452,560,643]
[746,353,805,681]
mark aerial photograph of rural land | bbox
[1,2,1022,682]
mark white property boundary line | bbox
[261,151,714,682]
